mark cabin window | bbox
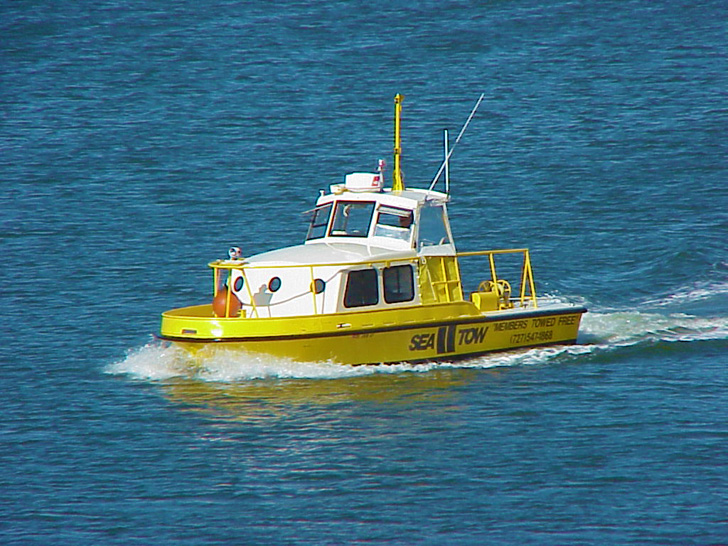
[417,204,451,247]
[383,265,414,304]
[343,269,379,308]
[329,201,375,237]
[306,203,332,240]
[373,206,413,242]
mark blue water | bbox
[2,1,727,544]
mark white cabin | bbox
[224,176,461,318]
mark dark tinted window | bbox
[383,265,414,303]
[343,269,379,308]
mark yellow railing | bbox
[209,257,421,318]
[207,248,537,318]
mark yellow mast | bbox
[392,94,404,192]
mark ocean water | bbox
[2,0,727,544]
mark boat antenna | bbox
[444,128,450,194]
[427,93,485,193]
[392,94,405,192]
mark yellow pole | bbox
[393,94,404,192]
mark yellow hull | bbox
[160,302,586,365]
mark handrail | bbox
[456,248,530,257]
[208,257,420,271]
[208,247,538,316]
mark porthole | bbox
[311,278,325,294]
[233,275,244,292]
[268,277,281,292]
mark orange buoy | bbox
[212,288,241,317]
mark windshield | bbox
[305,203,332,241]
[329,201,375,238]
[373,205,413,242]
[417,203,451,247]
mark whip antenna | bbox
[427,93,485,193]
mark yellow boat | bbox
[159,94,586,365]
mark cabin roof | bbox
[316,187,449,209]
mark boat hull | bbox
[160,302,586,365]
